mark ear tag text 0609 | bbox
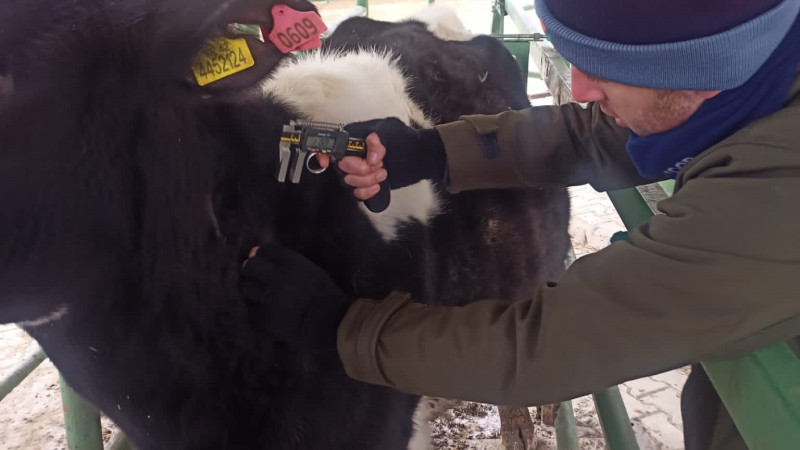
[267,5,327,53]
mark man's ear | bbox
[695,90,722,100]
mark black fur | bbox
[0,2,569,448]
[323,18,570,304]
[324,17,532,122]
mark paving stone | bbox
[623,377,670,399]
[618,388,661,420]
[640,413,686,450]
[651,367,691,391]
[640,386,684,429]
[631,419,669,450]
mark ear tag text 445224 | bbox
[267,5,327,53]
[192,37,255,86]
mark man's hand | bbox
[318,118,447,200]
[240,244,351,353]
[339,132,388,200]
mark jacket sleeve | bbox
[435,102,658,193]
[336,147,800,405]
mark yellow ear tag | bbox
[192,37,255,86]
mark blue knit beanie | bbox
[536,0,800,90]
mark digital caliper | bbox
[276,120,390,213]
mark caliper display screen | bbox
[305,135,336,150]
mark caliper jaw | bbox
[276,123,307,183]
[276,125,294,183]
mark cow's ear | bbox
[149,0,320,103]
[178,35,293,101]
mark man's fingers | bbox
[338,156,372,175]
[242,245,260,268]
[354,185,381,200]
[344,169,387,188]
[338,133,386,175]
[337,131,388,200]
[316,154,331,169]
[339,157,383,176]
[365,133,386,166]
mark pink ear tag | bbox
[267,5,328,54]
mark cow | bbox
[288,11,569,448]
[0,0,570,449]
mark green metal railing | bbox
[60,375,104,450]
[0,340,131,449]
[494,1,800,449]
[0,343,46,402]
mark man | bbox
[240,0,800,448]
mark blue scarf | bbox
[626,17,800,179]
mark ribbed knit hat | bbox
[536,0,800,89]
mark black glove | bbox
[344,117,447,189]
[239,244,351,352]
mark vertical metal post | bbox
[556,246,581,450]
[491,0,505,34]
[554,401,580,450]
[593,387,640,450]
[355,0,368,17]
[606,188,657,232]
[499,40,531,84]
[704,343,800,450]
[60,375,104,450]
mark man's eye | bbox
[585,73,602,83]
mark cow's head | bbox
[0,0,321,105]
[147,0,325,98]
[0,0,320,324]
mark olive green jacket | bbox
[336,71,800,407]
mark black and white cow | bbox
[0,0,569,448]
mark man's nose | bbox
[570,66,605,103]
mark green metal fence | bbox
[0,341,131,449]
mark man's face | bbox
[570,66,720,136]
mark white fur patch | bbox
[261,50,432,127]
[17,304,68,327]
[359,181,441,242]
[261,51,442,242]
[408,4,474,41]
